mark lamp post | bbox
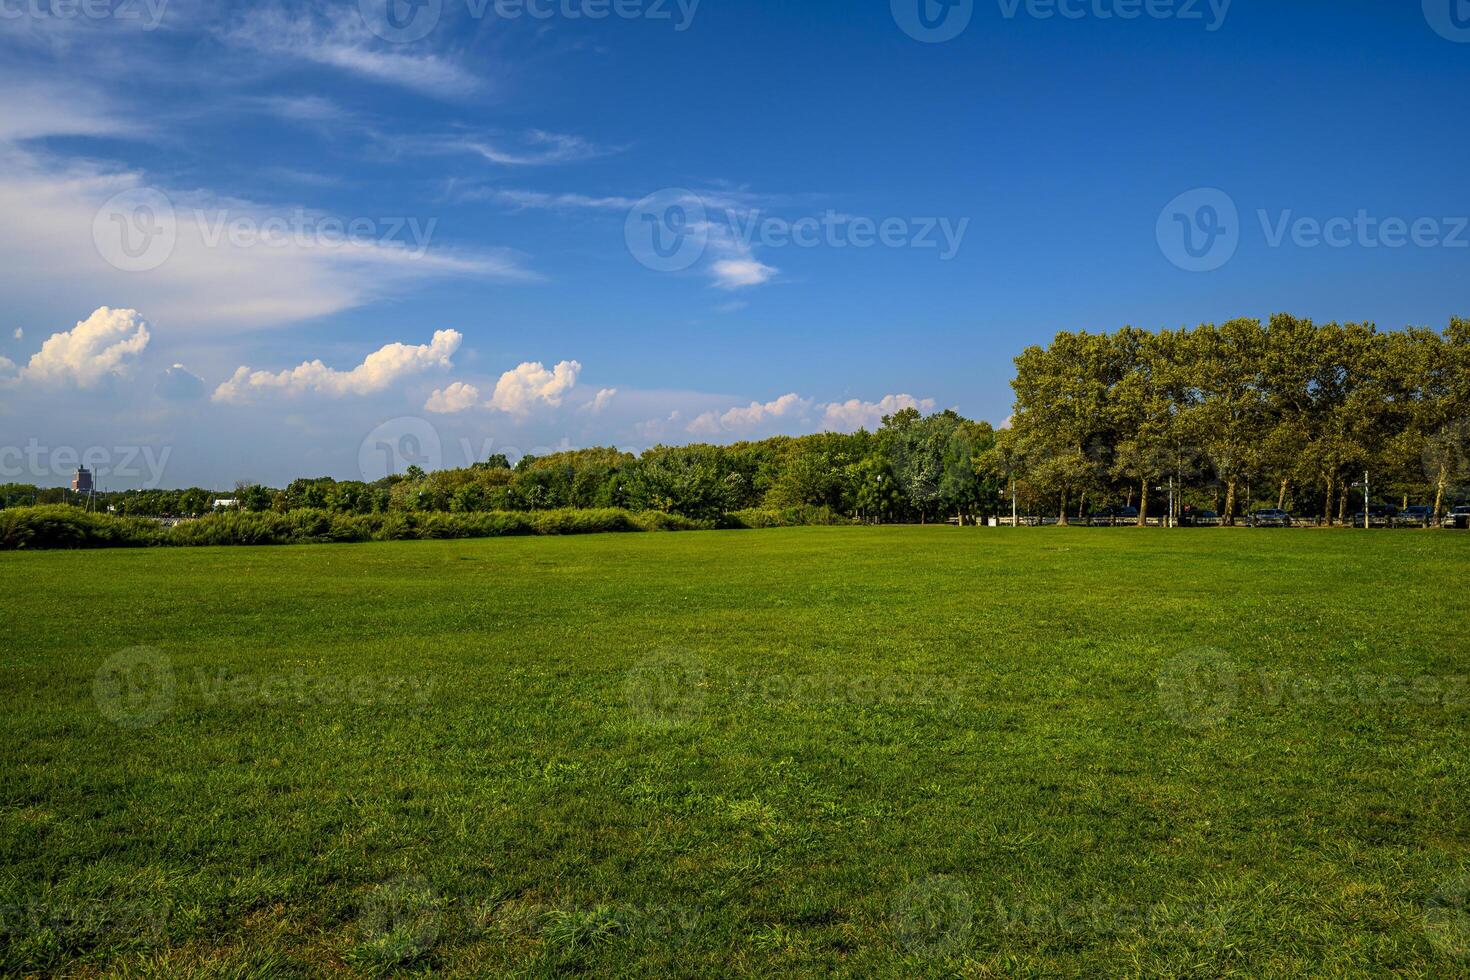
[1351,472,1369,529]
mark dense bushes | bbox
[0,506,162,550]
[727,506,850,529]
[0,506,717,551]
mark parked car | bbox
[1349,504,1398,528]
[1249,509,1292,527]
[1089,506,1139,526]
[1398,505,1434,527]
[1445,506,1470,530]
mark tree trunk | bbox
[1337,490,1348,526]
[1434,464,1447,525]
[1224,477,1237,526]
[1058,489,1069,527]
[1277,479,1289,511]
[1322,473,1334,527]
[1138,478,1148,527]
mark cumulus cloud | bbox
[711,257,777,290]
[424,381,482,414]
[489,360,581,415]
[12,328,22,340]
[688,393,811,435]
[21,307,150,388]
[589,387,618,413]
[821,394,937,433]
[213,330,462,403]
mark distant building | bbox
[213,499,240,510]
[72,466,93,493]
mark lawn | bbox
[2,527,1469,977]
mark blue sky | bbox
[1,0,1467,488]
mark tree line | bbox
[1000,315,1469,525]
[7,314,1467,527]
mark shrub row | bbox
[726,506,850,529]
[0,506,715,551]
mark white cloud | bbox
[688,393,811,435]
[0,356,14,378]
[214,330,462,403]
[821,394,937,433]
[485,189,641,211]
[425,381,482,414]
[456,131,610,166]
[21,307,150,388]
[589,387,618,413]
[0,83,141,143]
[711,257,777,290]
[0,149,533,332]
[490,360,581,415]
[11,328,20,340]
[224,7,478,97]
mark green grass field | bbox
[3,527,1470,977]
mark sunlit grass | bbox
[2,527,1468,976]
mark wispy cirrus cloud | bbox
[222,6,479,97]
